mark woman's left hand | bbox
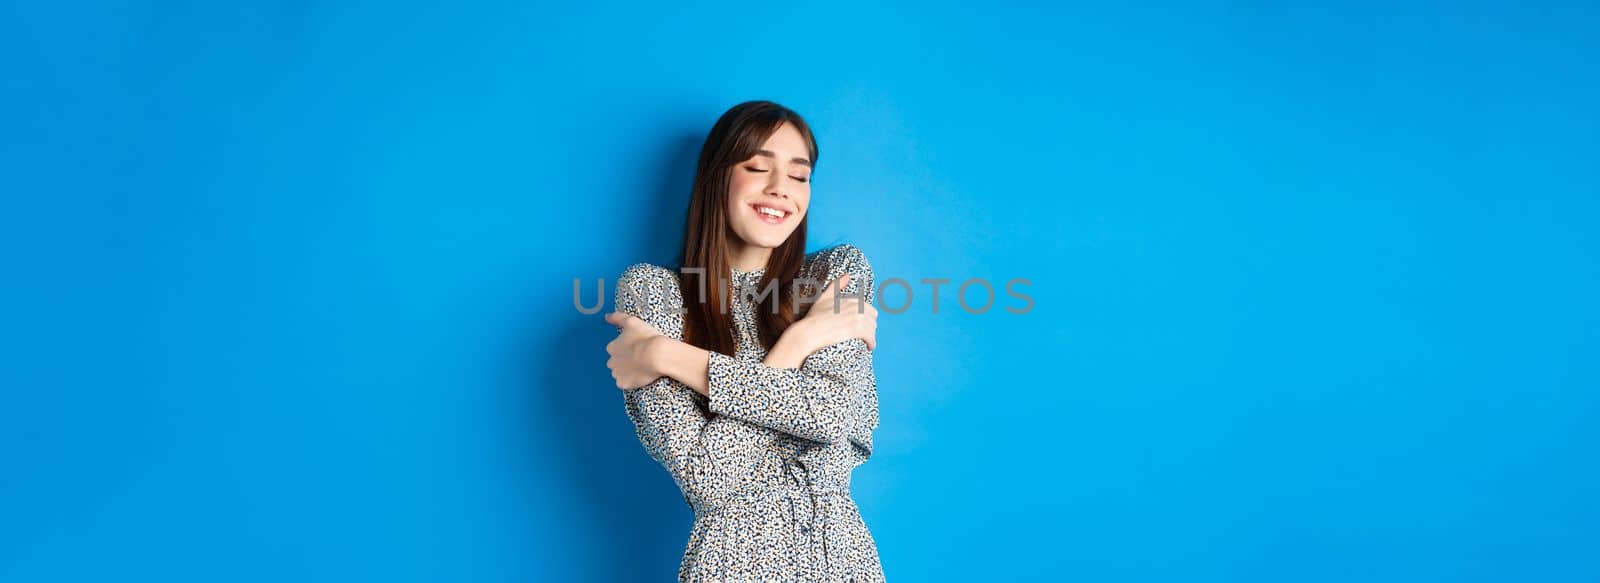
[604,311,666,389]
[795,273,878,351]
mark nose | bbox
[764,175,789,199]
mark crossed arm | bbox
[606,248,878,446]
[607,270,871,396]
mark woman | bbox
[602,100,885,581]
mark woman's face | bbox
[724,122,812,250]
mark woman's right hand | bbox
[796,273,878,352]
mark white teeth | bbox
[757,206,786,218]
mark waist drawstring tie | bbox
[782,456,831,577]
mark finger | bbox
[604,312,622,325]
[817,273,849,299]
[812,278,837,304]
[828,280,862,309]
[827,274,851,303]
[808,283,835,313]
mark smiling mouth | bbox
[750,203,792,224]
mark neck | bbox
[727,241,772,272]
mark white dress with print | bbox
[614,244,885,582]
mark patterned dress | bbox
[613,244,885,582]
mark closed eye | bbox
[746,165,808,183]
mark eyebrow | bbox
[756,149,812,168]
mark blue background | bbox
[4,1,1597,581]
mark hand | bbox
[797,273,878,351]
[604,311,666,389]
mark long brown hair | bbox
[679,100,818,356]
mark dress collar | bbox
[730,266,766,280]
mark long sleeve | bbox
[614,263,712,491]
[705,245,880,451]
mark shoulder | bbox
[806,243,871,273]
[804,243,875,298]
[614,263,683,319]
[618,262,679,290]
